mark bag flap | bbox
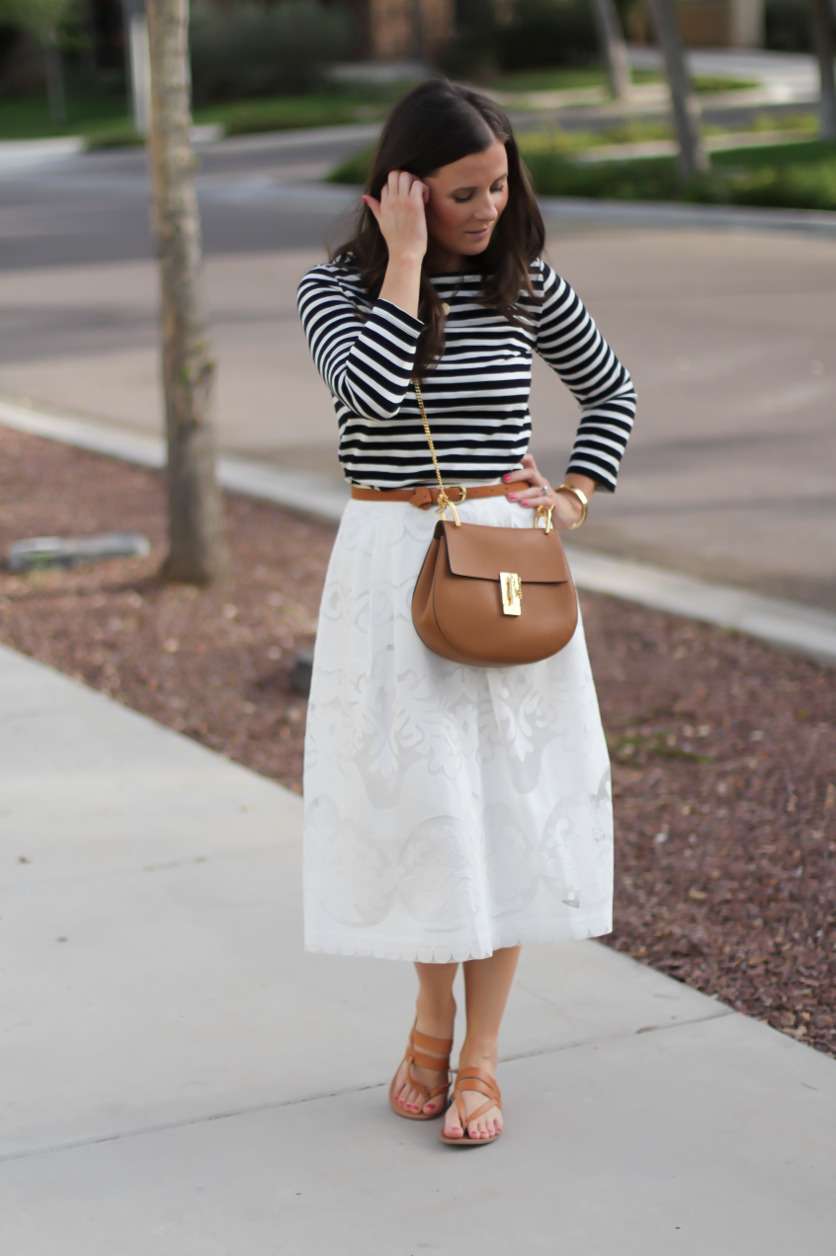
[439,520,570,584]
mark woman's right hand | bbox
[363,171,429,265]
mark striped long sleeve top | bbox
[297,255,636,491]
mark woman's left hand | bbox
[503,454,592,531]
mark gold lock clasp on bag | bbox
[499,571,522,616]
[534,504,555,534]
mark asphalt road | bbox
[1,129,834,609]
[0,92,818,273]
[0,129,372,271]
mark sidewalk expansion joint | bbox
[499,1007,736,1068]
[0,1009,735,1165]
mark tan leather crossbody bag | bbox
[410,378,578,668]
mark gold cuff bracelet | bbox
[556,483,589,530]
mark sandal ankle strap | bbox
[408,1025,452,1072]
[411,1027,453,1054]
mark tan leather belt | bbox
[351,481,532,510]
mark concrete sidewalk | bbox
[2,640,835,1253]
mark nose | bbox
[474,192,499,223]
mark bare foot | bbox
[443,1052,502,1141]
[392,1002,455,1117]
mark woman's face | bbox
[423,139,509,268]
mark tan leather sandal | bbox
[388,1023,452,1121]
[439,1066,502,1146]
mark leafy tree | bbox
[0,0,77,124]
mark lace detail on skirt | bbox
[303,497,614,962]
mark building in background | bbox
[345,0,454,59]
[675,0,765,46]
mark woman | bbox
[297,80,636,1147]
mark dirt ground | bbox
[1,426,834,1057]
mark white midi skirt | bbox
[303,494,613,963]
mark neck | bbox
[425,243,464,274]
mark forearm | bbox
[379,253,423,321]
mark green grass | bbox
[198,92,388,136]
[327,135,836,213]
[481,67,757,95]
[0,79,393,146]
[84,92,392,150]
[483,67,659,93]
[0,77,130,141]
[691,74,760,95]
[0,62,761,146]
[515,113,816,155]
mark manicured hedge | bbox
[328,137,836,213]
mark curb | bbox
[538,195,836,238]
[2,396,834,665]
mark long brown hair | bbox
[332,79,545,378]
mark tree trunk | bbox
[411,0,427,61]
[147,0,229,585]
[646,0,709,181]
[44,39,66,127]
[810,0,836,141]
[590,0,632,100]
[129,4,153,135]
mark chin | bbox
[460,235,493,255]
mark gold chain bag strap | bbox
[410,377,578,667]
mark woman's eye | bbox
[453,194,473,204]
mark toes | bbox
[445,1111,464,1138]
[398,1083,419,1111]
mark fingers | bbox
[520,452,548,486]
[508,489,582,530]
[361,194,381,222]
[365,171,428,211]
[504,452,548,490]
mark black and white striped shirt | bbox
[297,255,636,491]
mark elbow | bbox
[336,385,401,422]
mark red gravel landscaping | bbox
[1,425,834,1057]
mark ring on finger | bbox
[540,484,550,496]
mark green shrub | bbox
[438,0,500,78]
[327,144,374,186]
[523,149,684,200]
[499,0,598,70]
[84,125,145,150]
[326,134,836,214]
[440,0,598,78]
[222,98,381,136]
[190,2,354,103]
[724,160,836,211]
[765,0,813,51]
